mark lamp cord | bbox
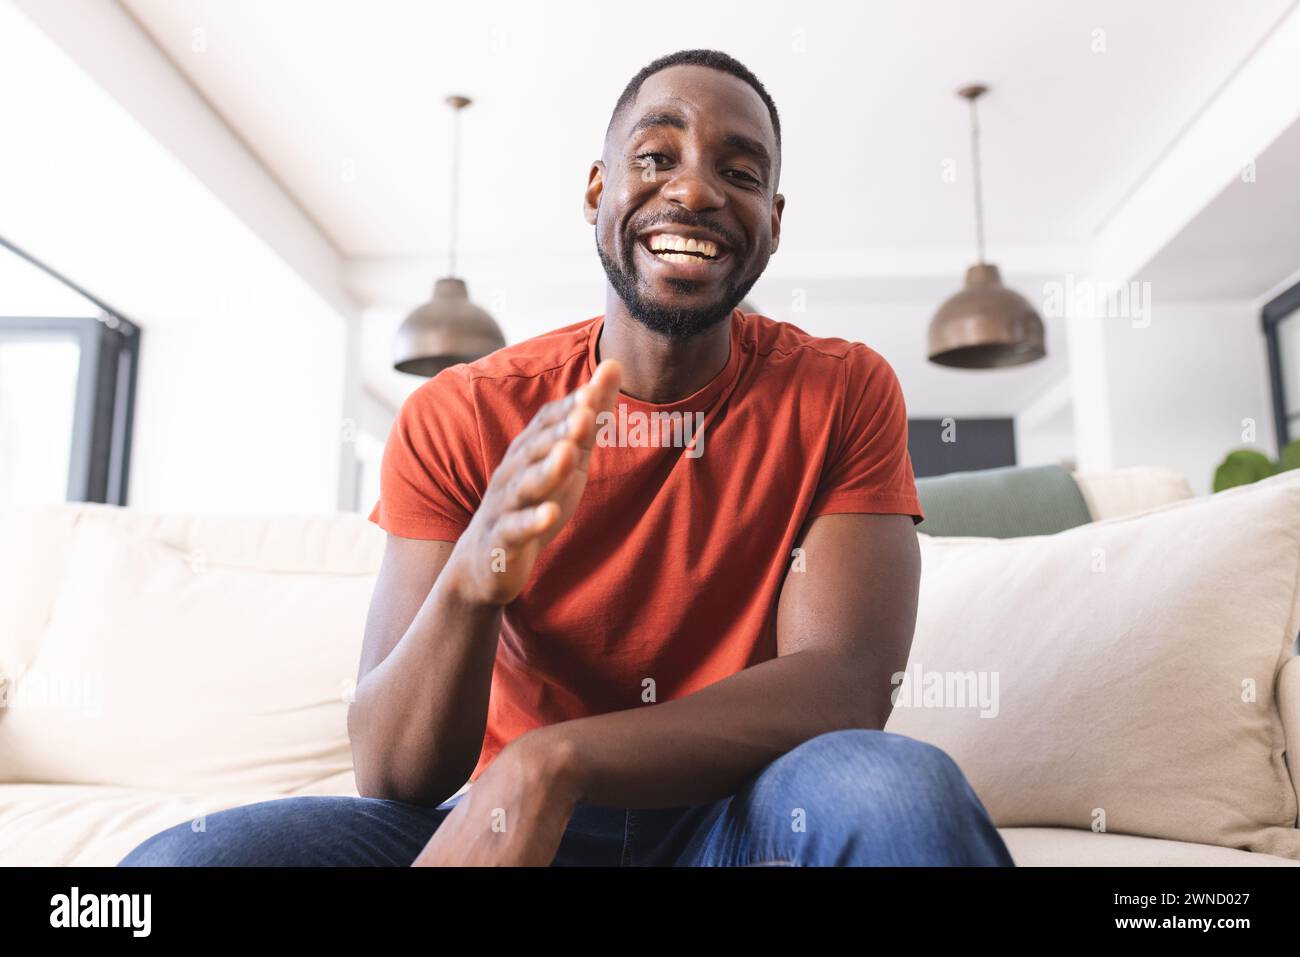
[449,104,460,278]
[968,94,986,265]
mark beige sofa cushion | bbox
[889,468,1300,859]
[0,505,80,692]
[0,509,378,794]
[1071,466,1195,520]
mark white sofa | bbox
[1,466,1297,866]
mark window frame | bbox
[0,314,140,505]
[0,235,141,506]
[1263,279,1300,448]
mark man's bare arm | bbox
[346,362,623,805]
[518,511,922,809]
[347,536,501,804]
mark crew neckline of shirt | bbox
[585,307,744,413]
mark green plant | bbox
[1282,439,1300,472]
[1213,439,1300,492]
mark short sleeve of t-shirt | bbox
[808,345,925,525]
[368,366,488,542]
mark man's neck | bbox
[597,297,732,404]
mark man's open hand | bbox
[443,359,621,607]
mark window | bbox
[0,239,140,510]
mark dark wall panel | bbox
[907,417,1016,478]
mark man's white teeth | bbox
[655,251,711,263]
[647,233,719,258]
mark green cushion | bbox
[915,464,1093,538]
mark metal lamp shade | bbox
[393,277,506,377]
[927,264,1045,369]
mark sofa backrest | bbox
[0,503,385,795]
[1071,466,1197,521]
[915,464,1093,538]
[914,463,1196,538]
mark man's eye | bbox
[634,154,759,185]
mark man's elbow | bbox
[347,698,473,805]
[834,696,890,733]
[829,654,897,732]
[347,699,392,799]
[350,746,461,806]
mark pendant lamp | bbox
[927,84,1045,369]
[394,94,506,376]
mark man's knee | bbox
[744,729,1011,865]
[117,796,439,867]
[756,728,982,817]
[119,818,217,867]
[118,797,324,867]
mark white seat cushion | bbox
[0,783,301,866]
[999,827,1300,866]
[5,782,1297,868]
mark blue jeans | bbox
[118,729,1014,866]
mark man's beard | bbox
[596,230,759,338]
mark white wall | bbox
[1,1,356,514]
[1014,377,1076,469]
[125,278,346,514]
[1102,302,1273,494]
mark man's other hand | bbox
[411,732,581,867]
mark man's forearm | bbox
[523,647,890,809]
[349,563,501,804]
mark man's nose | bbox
[658,162,726,211]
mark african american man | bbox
[120,48,1014,868]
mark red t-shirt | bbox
[369,308,924,782]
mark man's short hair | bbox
[606,48,782,153]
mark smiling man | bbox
[119,49,1013,868]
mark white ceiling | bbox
[116,0,1296,424]
[123,0,1293,260]
[1141,112,1300,301]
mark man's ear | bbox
[770,193,785,254]
[583,161,605,225]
